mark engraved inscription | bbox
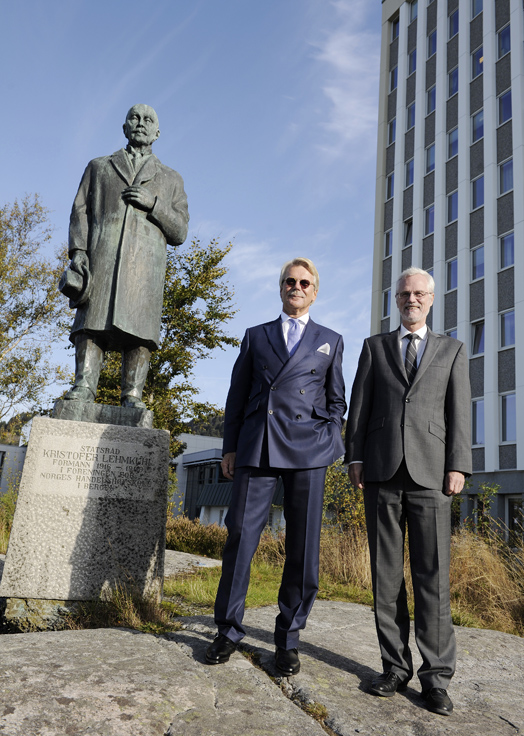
[37,438,158,499]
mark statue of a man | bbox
[60,104,189,409]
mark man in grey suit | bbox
[346,267,472,716]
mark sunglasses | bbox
[285,277,312,289]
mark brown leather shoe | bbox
[369,671,409,697]
[275,647,300,676]
[205,634,237,664]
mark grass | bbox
[3,491,523,637]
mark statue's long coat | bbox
[68,148,189,350]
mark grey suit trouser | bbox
[364,461,455,690]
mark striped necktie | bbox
[404,333,419,385]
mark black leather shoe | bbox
[275,647,300,676]
[369,671,409,697]
[422,688,453,716]
[205,634,237,664]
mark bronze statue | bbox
[60,104,189,408]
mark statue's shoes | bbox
[121,396,147,409]
[63,386,95,402]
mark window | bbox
[500,232,514,269]
[472,0,482,19]
[472,245,484,280]
[405,158,414,187]
[409,49,417,75]
[384,229,393,257]
[500,310,515,347]
[388,118,396,144]
[383,289,391,318]
[387,173,395,200]
[446,258,458,291]
[449,9,459,38]
[447,191,458,223]
[498,90,512,125]
[501,393,516,443]
[390,66,398,91]
[498,25,511,59]
[472,176,484,209]
[427,85,436,114]
[427,30,437,58]
[407,102,416,130]
[448,67,458,97]
[472,399,485,445]
[425,205,434,235]
[448,128,458,158]
[472,47,483,79]
[472,109,484,142]
[404,219,413,247]
[392,17,400,40]
[446,328,458,339]
[472,321,485,354]
[426,144,435,173]
[507,497,524,546]
[410,0,418,22]
[499,159,513,194]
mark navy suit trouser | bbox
[214,465,327,649]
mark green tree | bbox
[95,238,239,455]
[0,195,71,426]
[323,458,366,532]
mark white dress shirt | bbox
[281,312,309,346]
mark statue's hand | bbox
[70,250,89,274]
[122,185,156,212]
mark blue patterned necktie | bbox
[287,318,301,356]
[405,333,419,385]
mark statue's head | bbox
[123,104,160,147]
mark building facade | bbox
[374,0,523,536]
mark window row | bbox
[471,310,515,356]
[389,159,513,205]
[472,393,516,447]
[390,24,510,94]
[384,230,514,273]
[391,0,493,44]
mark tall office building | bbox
[373,0,523,535]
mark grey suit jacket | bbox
[345,328,472,489]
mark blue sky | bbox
[1,0,381,412]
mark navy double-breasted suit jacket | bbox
[222,317,347,469]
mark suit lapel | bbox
[263,318,289,365]
[133,154,160,185]
[410,328,440,387]
[110,149,134,186]
[276,318,321,380]
[385,328,407,384]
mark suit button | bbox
[296,414,302,419]
[405,398,410,403]
[300,389,305,394]
[262,365,268,370]
[311,369,316,374]
[270,386,276,391]
[268,410,274,415]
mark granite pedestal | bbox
[0,414,170,631]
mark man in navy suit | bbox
[206,257,346,675]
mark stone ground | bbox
[0,550,523,736]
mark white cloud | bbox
[310,0,381,162]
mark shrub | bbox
[165,515,227,558]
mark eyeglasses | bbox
[395,290,431,300]
[284,277,312,289]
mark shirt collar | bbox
[399,323,428,341]
[281,312,310,325]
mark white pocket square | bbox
[317,343,330,355]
